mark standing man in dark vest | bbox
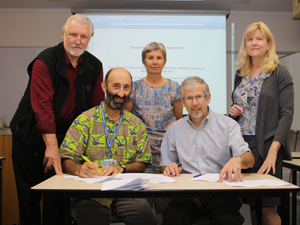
[10,14,105,225]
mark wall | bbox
[0,8,299,222]
[0,9,70,47]
[227,11,300,52]
[1,9,300,121]
[0,9,299,144]
[225,11,300,111]
[0,9,71,125]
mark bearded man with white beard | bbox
[10,14,104,225]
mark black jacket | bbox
[232,64,293,161]
[10,42,102,147]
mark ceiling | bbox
[0,0,293,13]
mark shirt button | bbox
[198,145,201,147]
[200,159,202,162]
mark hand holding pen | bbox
[81,155,102,177]
[229,104,244,119]
[163,162,182,177]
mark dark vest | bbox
[10,42,102,147]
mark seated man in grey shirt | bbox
[160,76,255,225]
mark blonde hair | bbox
[235,22,280,77]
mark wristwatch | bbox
[120,164,126,173]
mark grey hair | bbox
[180,76,210,100]
[142,42,167,63]
[62,14,94,37]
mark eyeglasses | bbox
[184,95,206,103]
[66,32,90,43]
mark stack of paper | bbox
[114,173,176,184]
[64,173,176,191]
[101,177,150,191]
[65,175,118,184]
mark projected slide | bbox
[86,14,226,114]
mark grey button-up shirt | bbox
[160,107,251,174]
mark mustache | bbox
[70,44,83,49]
[191,107,202,111]
[113,94,126,101]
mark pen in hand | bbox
[82,155,102,174]
[169,163,182,176]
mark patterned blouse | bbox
[130,79,181,154]
[60,104,152,207]
[233,70,271,135]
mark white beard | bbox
[67,45,85,57]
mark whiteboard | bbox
[0,48,45,126]
[280,52,300,131]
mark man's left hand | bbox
[42,133,63,175]
[219,156,242,183]
[100,165,123,176]
[43,145,63,175]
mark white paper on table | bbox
[224,179,292,187]
[114,173,176,184]
[65,173,176,185]
[64,175,119,184]
[101,178,150,191]
[150,174,177,184]
[190,173,220,182]
[190,173,292,187]
[114,173,153,180]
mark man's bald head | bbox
[102,67,132,110]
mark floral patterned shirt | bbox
[60,104,152,207]
[130,79,181,154]
[233,70,271,135]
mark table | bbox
[292,152,300,159]
[0,157,5,225]
[282,159,300,225]
[32,173,299,225]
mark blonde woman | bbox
[230,22,294,225]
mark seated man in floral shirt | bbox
[60,67,156,225]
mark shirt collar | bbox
[186,106,211,128]
[100,102,129,123]
[64,48,82,68]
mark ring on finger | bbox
[111,167,114,172]
[268,166,271,168]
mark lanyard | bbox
[101,101,124,152]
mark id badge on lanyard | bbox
[100,101,123,167]
[102,159,116,167]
